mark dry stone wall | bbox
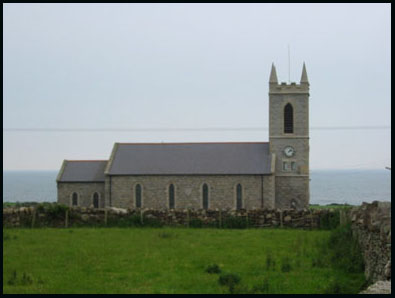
[348,201,391,283]
[3,205,336,229]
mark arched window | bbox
[169,184,175,209]
[135,184,142,208]
[93,192,99,208]
[72,192,78,206]
[284,103,294,133]
[202,184,209,210]
[236,184,242,210]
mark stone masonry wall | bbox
[348,201,391,283]
[3,205,334,229]
[109,175,275,210]
[275,176,309,209]
[58,182,105,208]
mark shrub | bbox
[189,218,203,228]
[218,273,241,293]
[222,216,250,229]
[205,264,221,274]
[319,210,340,230]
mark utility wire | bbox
[2,126,391,132]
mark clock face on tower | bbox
[284,146,295,157]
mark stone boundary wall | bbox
[3,206,338,229]
[348,201,391,283]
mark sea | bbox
[2,169,391,206]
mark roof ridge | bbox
[65,160,108,162]
[118,142,269,145]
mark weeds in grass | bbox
[7,270,17,286]
[265,252,276,271]
[158,232,174,239]
[281,256,292,272]
[21,272,33,285]
[205,264,221,274]
[218,273,241,294]
[327,224,364,273]
[251,278,270,293]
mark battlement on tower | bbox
[268,62,310,95]
[269,81,309,94]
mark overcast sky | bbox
[3,3,391,170]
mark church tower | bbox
[269,63,310,209]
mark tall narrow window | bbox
[202,184,209,210]
[169,184,175,209]
[135,184,142,208]
[284,103,294,133]
[93,192,99,208]
[236,184,242,210]
[72,192,78,206]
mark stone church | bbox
[57,64,310,210]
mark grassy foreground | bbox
[3,228,365,294]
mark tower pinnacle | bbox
[269,63,278,84]
[300,62,309,84]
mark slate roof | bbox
[105,142,272,175]
[57,160,107,182]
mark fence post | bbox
[310,209,313,229]
[280,210,283,228]
[65,209,69,228]
[219,209,222,229]
[140,209,144,225]
[104,209,108,226]
[246,212,249,229]
[31,209,36,228]
[187,209,190,228]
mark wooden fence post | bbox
[31,209,36,228]
[310,209,313,229]
[187,209,190,228]
[280,211,283,228]
[104,209,108,226]
[65,209,69,228]
[219,210,222,229]
[246,212,249,229]
[140,209,144,225]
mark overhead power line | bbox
[2,126,391,132]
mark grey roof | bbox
[106,142,272,175]
[57,160,107,182]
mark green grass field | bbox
[3,228,365,294]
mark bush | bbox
[205,264,221,274]
[218,273,241,294]
[189,218,203,228]
[319,210,340,230]
[222,216,250,229]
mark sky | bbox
[3,3,391,170]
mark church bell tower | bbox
[269,63,310,209]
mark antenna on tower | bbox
[288,44,291,83]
